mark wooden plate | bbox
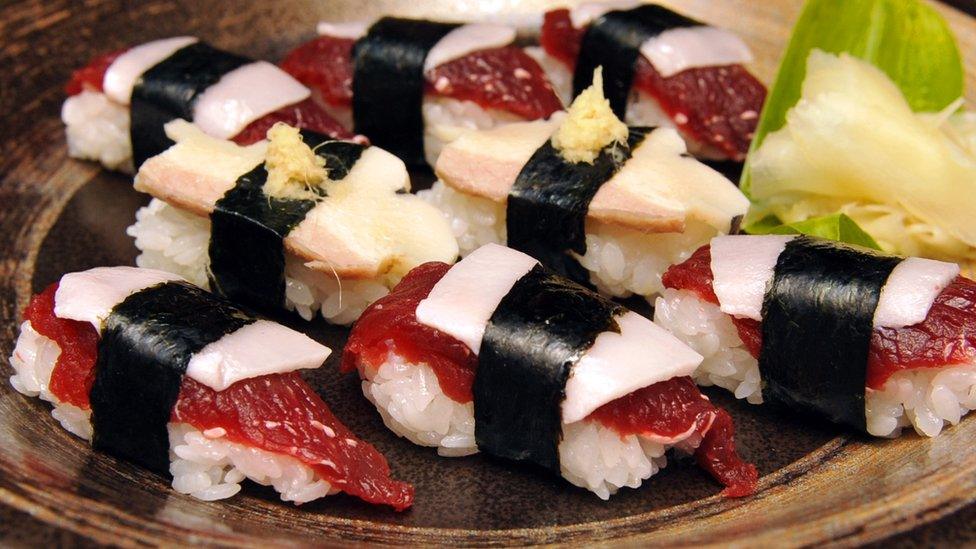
[3,0,976,545]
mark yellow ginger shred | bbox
[551,66,629,164]
[263,122,329,200]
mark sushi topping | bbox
[588,377,757,497]
[508,116,649,284]
[22,283,99,409]
[130,42,250,167]
[760,236,901,430]
[352,17,460,166]
[551,67,629,164]
[573,4,699,117]
[90,281,254,473]
[66,49,127,95]
[345,253,756,496]
[103,37,200,104]
[280,28,562,142]
[231,97,357,146]
[209,128,365,311]
[24,275,412,510]
[476,264,622,472]
[263,123,329,200]
[541,7,766,161]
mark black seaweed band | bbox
[475,264,622,471]
[352,17,459,167]
[89,281,255,473]
[574,5,698,117]
[507,127,650,286]
[208,131,365,313]
[130,42,251,168]
[759,236,902,431]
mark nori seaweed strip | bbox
[90,281,254,473]
[507,127,650,285]
[475,264,622,472]
[130,42,251,167]
[759,236,902,431]
[574,5,699,117]
[208,133,365,312]
[352,17,459,166]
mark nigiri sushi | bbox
[530,2,766,163]
[281,18,564,166]
[343,243,757,500]
[8,266,413,509]
[654,234,976,437]
[420,72,748,299]
[127,120,457,324]
[63,37,354,172]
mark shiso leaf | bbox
[746,213,882,251]
[741,0,964,194]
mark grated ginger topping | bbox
[551,67,629,164]
[263,123,329,200]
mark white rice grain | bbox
[62,91,133,173]
[358,347,694,499]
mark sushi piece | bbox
[654,234,976,437]
[128,120,458,324]
[421,71,749,299]
[8,266,413,509]
[532,2,766,163]
[343,243,758,500]
[63,37,354,172]
[281,18,564,166]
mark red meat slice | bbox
[25,284,412,510]
[281,36,563,120]
[345,261,757,496]
[540,8,765,161]
[66,50,351,142]
[662,245,976,389]
[231,98,357,145]
[66,49,126,95]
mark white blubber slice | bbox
[185,320,331,391]
[639,26,753,78]
[711,235,958,329]
[54,266,184,332]
[874,257,959,328]
[416,243,538,352]
[424,24,517,71]
[710,235,794,321]
[562,311,702,423]
[192,62,311,139]
[316,20,372,39]
[103,36,198,104]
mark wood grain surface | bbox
[2,0,976,546]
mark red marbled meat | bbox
[66,48,351,142]
[22,284,99,409]
[344,262,757,497]
[540,9,766,161]
[663,245,976,390]
[24,284,413,511]
[231,97,356,145]
[281,36,563,120]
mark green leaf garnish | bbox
[741,0,964,194]
[745,213,882,250]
